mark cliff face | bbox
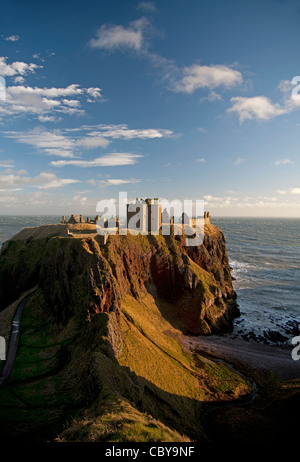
[0,223,249,442]
[1,225,298,444]
[0,224,239,335]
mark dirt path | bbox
[182,334,300,379]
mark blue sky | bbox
[0,0,300,216]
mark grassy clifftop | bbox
[0,224,239,334]
[0,225,249,441]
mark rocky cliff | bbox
[0,224,238,335]
[0,223,247,442]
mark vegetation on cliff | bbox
[0,225,251,441]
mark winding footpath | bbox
[0,294,32,387]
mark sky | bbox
[0,0,300,217]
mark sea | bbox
[0,215,299,345]
[213,217,300,344]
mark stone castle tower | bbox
[127,198,162,234]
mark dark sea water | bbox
[0,216,299,344]
[0,216,61,245]
[213,217,300,344]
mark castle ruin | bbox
[127,198,162,234]
[61,198,210,244]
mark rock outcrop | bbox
[0,223,253,442]
[0,224,239,335]
[1,223,298,444]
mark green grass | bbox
[0,292,86,439]
[57,389,190,442]
[7,292,74,383]
[0,231,258,442]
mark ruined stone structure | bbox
[204,211,211,225]
[127,198,162,234]
[61,215,100,225]
[97,216,108,228]
[161,208,174,225]
[67,214,85,224]
[181,211,211,226]
[60,201,211,243]
[97,215,120,229]
[107,216,120,228]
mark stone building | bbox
[161,208,174,225]
[107,216,120,228]
[96,215,120,228]
[60,201,211,244]
[127,198,162,234]
[90,215,99,224]
[67,214,85,224]
[204,211,211,225]
[181,211,211,226]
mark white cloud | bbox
[197,158,206,163]
[104,178,140,185]
[4,127,76,158]
[229,79,300,125]
[278,79,300,111]
[227,96,286,123]
[277,187,300,195]
[4,35,20,42]
[199,90,223,103]
[0,57,39,77]
[38,115,60,123]
[36,173,80,189]
[71,195,88,206]
[89,18,148,52]
[51,153,143,168]
[234,157,245,165]
[89,178,140,186]
[274,158,295,165]
[7,84,83,98]
[85,124,173,140]
[0,83,101,119]
[13,76,25,84]
[0,158,15,168]
[174,64,242,93]
[203,193,300,213]
[89,17,244,103]
[291,187,300,195]
[0,171,80,190]
[86,87,102,99]
[77,137,110,149]
[226,79,300,124]
[137,2,157,12]
[4,124,173,159]
[62,99,81,107]
[197,127,207,133]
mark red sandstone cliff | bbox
[0,223,239,335]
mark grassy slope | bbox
[0,287,252,442]
[0,291,84,439]
[1,232,298,442]
[56,292,251,442]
